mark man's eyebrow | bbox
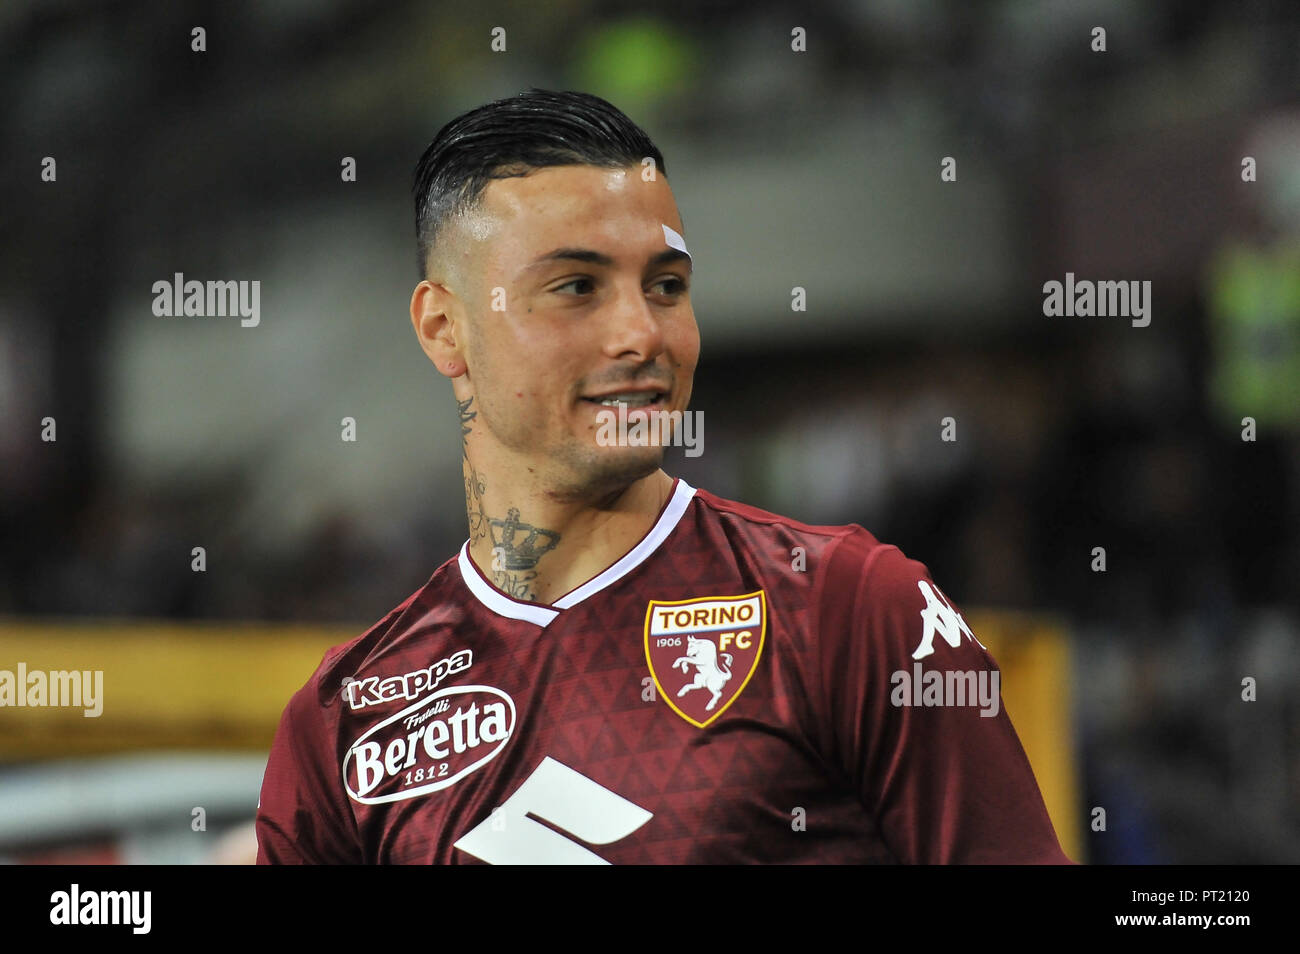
[523,248,614,269]
[648,248,692,272]
[522,247,692,273]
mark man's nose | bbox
[601,281,665,363]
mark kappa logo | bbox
[345,648,472,709]
[645,591,766,728]
[910,580,987,661]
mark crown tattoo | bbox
[489,508,560,570]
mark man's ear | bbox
[410,279,467,378]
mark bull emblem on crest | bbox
[672,635,734,711]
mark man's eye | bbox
[651,277,687,295]
[553,278,594,295]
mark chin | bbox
[551,444,664,501]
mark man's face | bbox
[451,164,699,498]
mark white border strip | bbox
[553,479,697,609]
[458,543,559,627]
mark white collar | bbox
[456,478,697,628]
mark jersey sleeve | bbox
[816,535,1073,864]
[255,676,362,864]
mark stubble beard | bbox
[544,439,665,505]
[475,392,665,505]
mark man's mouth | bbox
[580,390,668,409]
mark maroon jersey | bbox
[256,479,1071,864]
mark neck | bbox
[460,432,674,606]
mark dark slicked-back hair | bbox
[412,88,667,278]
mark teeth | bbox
[595,393,658,407]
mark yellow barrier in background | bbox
[0,611,1081,861]
[0,620,352,757]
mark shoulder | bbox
[822,530,935,608]
[286,551,463,716]
[690,486,858,539]
[688,485,877,557]
[688,484,917,585]
[809,525,983,672]
[684,485,942,634]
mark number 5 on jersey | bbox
[453,756,652,864]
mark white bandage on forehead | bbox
[662,224,691,261]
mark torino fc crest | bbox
[644,591,766,728]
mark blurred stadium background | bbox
[2,0,1298,863]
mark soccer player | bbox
[255,88,1071,864]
